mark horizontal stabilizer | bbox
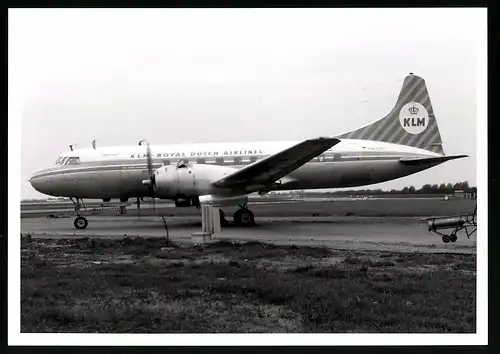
[399,154,468,166]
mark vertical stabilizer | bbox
[336,73,445,155]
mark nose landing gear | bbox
[70,197,88,229]
[74,216,88,229]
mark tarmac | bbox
[21,214,477,254]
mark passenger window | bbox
[250,156,258,163]
[215,157,224,165]
[233,157,242,165]
[196,158,206,164]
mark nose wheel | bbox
[70,197,89,230]
[74,216,88,229]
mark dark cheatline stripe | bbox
[31,165,147,179]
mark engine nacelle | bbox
[198,194,248,207]
[153,163,236,199]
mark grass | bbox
[21,237,476,333]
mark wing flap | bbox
[213,137,340,189]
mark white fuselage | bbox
[29,139,442,200]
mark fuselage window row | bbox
[159,154,331,167]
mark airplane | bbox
[29,73,467,230]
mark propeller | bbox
[138,140,170,246]
[136,197,141,220]
[139,139,156,213]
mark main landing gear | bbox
[441,233,458,243]
[219,205,256,227]
[233,207,255,227]
[70,197,88,229]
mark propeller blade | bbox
[146,142,153,184]
[142,140,156,213]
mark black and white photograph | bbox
[8,7,487,346]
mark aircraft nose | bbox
[29,172,53,195]
[29,174,43,193]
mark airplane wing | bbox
[399,154,468,166]
[212,137,340,191]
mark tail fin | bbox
[336,73,444,155]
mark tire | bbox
[74,216,88,230]
[233,209,255,227]
[450,234,458,243]
[442,235,450,243]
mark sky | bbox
[9,8,486,199]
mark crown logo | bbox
[408,105,419,115]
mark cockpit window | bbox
[55,156,81,165]
[65,157,80,165]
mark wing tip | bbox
[315,136,341,145]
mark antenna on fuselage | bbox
[92,140,96,149]
[69,144,74,151]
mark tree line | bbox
[320,181,476,196]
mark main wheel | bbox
[233,209,255,227]
[450,234,458,243]
[74,216,88,230]
[442,235,450,243]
